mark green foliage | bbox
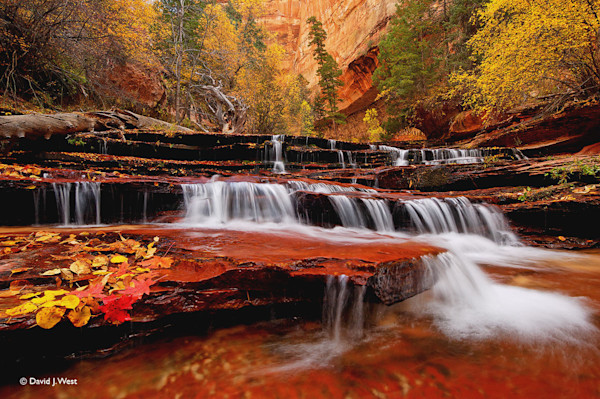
[307,17,346,129]
[545,159,600,184]
[517,187,532,202]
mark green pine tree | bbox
[307,16,346,132]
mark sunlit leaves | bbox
[36,307,66,329]
[452,0,600,112]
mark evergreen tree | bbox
[306,16,346,131]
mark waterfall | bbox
[345,151,357,168]
[271,135,286,173]
[336,150,345,168]
[379,145,409,166]
[329,196,366,229]
[52,182,101,225]
[181,181,519,245]
[402,197,518,245]
[360,198,394,232]
[286,180,375,194]
[323,275,365,341]
[182,181,296,224]
[422,252,595,341]
[328,139,336,150]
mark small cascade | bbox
[286,180,375,194]
[329,196,366,229]
[100,138,108,155]
[379,145,409,166]
[323,275,365,341]
[360,198,394,232]
[336,150,345,168]
[345,151,357,168]
[328,139,337,150]
[182,181,296,224]
[402,197,518,244]
[52,182,101,225]
[271,135,286,173]
[422,252,595,341]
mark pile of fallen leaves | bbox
[0,163,42,180]
[1,231,174,328]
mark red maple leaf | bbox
[99,294,136,325]
[74,283,107,299]
[120,277,155,300]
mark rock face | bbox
[262,0,397,113]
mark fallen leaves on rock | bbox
[1,232,171,328]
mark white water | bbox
[52,182,101,225]
[271,135,286,173]
[178,180,595,345]
[420,252,595,342]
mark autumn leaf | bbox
[74,283,107,300]
[60,295,81,309]
[70,260,91,275]
[140,256,173,269]
[120,276,155,299]
[68,306,91,327]
[41,268,62,276]
[92,255,109,268]
[36,307,66,329]
[10,267,31,275]
[99,295,135,325]
[19,292,40,300]
[5,302,37,317]
[110,255,128,264]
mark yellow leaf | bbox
[558,236,566,241]
[60,295,80,310]
[19,292,40,300]
[110,255,128,264]
[43,289,69,297]
[117,273,133,280]
[10,267,31,274]
[25,185,37,190]
[39,300,62,308]
[0,241,17,246]
[144,246,157,259]
[36,307,66,329]
[5,302,37,316]
[68,306,91,327]
[135,267,151,273]
[93,270,110,275]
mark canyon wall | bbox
[262,0,398,115]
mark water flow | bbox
[379,145,409,166]
[323,275,366,341]
[52,182,102,225]
[328,139,336,150]
[402,197,519,245]
[182,181,296,224]
[271,135,286,173]
[336,150,345,168]
[421,253,596,342]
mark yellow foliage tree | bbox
[363,108,385,142]
[452,0,600,113]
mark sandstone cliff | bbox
[262,0,397,115]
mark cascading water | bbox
[182,181,297,224]
[323,275,366,341]
[379,145,409,166]
[336,150,345,168]
[270,135,286,173]
[420,252,595,342]
[52,182,102,225]
[328,139,336,150]
[401,197,519,245]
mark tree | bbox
[0,0,157,107]
[373,0,440,131]
[452,0,600,114]
[363,108,385,142]
[306,16,346,131]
